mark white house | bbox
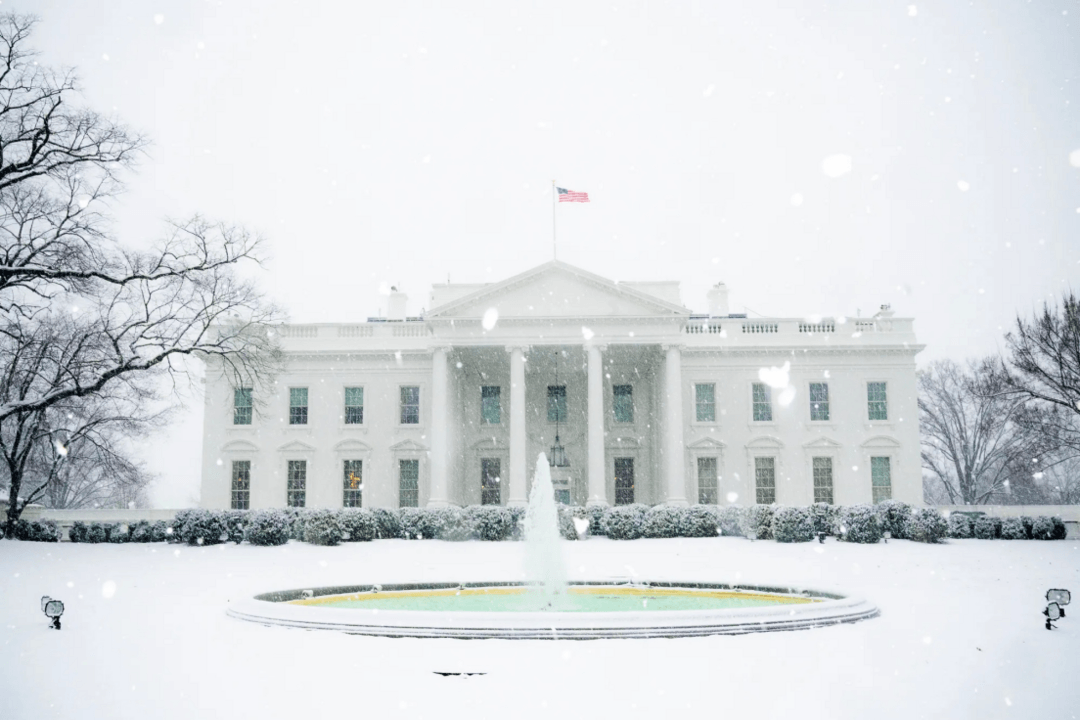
[199,260,924,511]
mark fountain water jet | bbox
[522,452,566,603]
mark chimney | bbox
[706,282,729,317]
[387,287,407,320]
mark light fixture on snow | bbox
[1044,602,1062,630]
[1046,589,1070,617]
[817,532,826,544]
[43,597,64,630]
[883,530,892,543]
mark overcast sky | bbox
[22,0,1080,506]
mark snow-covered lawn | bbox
[2,536,1077,719]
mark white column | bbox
[663,343,688,506]
[427,345,450,507]
[586,343,607,506]
[507,345,528,506]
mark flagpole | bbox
[551,179,557,261]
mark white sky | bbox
[21,0,1080,506]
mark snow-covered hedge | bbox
[244,510,291,546]
[1051,516,1067,540]
[907,508,948,543]
[399,507,470,541]
[946,513,972,539]
[808,503,836,536]
[13,519,60,542]
[464,506,514,541]
[682,505,720,537]
[585,505,607,537]
[105,522,127,543]
[602,504,648,540]
[338,509,377,542]
[875,500,912,539]
[999,517,1027,540]
[369,508,402,539]
[771,506,814,543]
[972,516,1000,540]
[838,505,881,544]
[508,506,527,541]
[303,509,344,546]
[557,505,579,541]
[718,505,744,537]
[1030,516,1057,541]
[641,505,685,539]
[176,509,228,546]
[741,504,775,540]
[222,510,247,544]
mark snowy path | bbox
[1,537,1076,719]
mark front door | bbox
[481,458,501,505]
[614,457,634,505]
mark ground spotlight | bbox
[1044,602,1062,630]
[43,599,64,630]
[1046,589,1070,618]
[817,532,826,544]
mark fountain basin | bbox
[227,581,879,639]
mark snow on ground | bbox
[1,536,1077,719]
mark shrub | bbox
[999,517,1026,540]
[129,521,153,543]
[641,506,685,539]
[771,506,814,543]
[1051,516,1067,540]
[338,509,377,542]
[602,504,648,540]
[740,505,775,540]
[585,505,607,537]
[223,510,247,544]
[907,508,948,543]
[972,516,999,540]
[13,519,60,542]
[86,522,108,543]
[462,506,513,541]
[150,520,169,543]
[875,500,912,539]
[105,523,129,543]
[557,505,578,541]
[243,510,289,545]
[399,507,469,541]
[838,505,882,544]
[69,521,89,543]
[683,505,720,537]
[370,508,403,539]
[808,503,837,536]
[303,509,344,546]
[283,508,308,541]
[177,509,227,546]
[1030,516,1054,540]
[717,505,745,537]
[1020,516,1034,540]
[508,506,527,541]
[947,513,973,539]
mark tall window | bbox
[481,386,501,424]
[344,387,364,425]
[812,457,834,504]
[754,456,776,504]
[400,386,420,424]
[233,388,252,425]
[613,385,633,423]
[697,457,718,505]
[399,459,419,507]
[481,458,501,505]
[752,383,773,422]
[286,460,306,507]
[867,382,888,421]
[343,459,363,507]
[289,388,308,425]
[230,460,250,510]
[809,383,830,421]
[871,456,892,503]
[547,385,567,423]
[614,458,634,505]
[695,383,715,422]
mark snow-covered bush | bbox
[1029,516,1054,540]
[432,507,470,541]
[508,506,527,541]
[1019,516,1034,539]
[338,509,377,542]
[999,517,1026,540]
[303,509,344,546]
[398,507,469,540]
[717,505,745,537]
[682,505,720,537]
[463,506,513,541]
[585,505,607,537]
[177,509,227,546]
[946,513,972,539]
[105,523,128,543]
[557,505,578,541]
[1051,516,1067,540]
[129,521,153,543]
[68,521,88,543]
[16,519,61,542]
[808,503,836,536]
[86,522,108,543]
[568,505,592,539]
[602,504,648,540]
[150,521,169,543]
[875,500,912,539]
[244,510,291,546]
[837,505,881,544]
[907,508,948,543]
[222,510,247,544]
[740,505,775,540]
[972,516,1000,540]
[367,508,401,539]
[641,505,685,539]
[771,506,814,543]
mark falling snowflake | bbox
[482,308,499,331]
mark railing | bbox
[338,325,374,338]
[684,323,724,334]
[278,325,319,338]
[392,325,431,337]
[742,322,778,334]
[855,320,876,332]
[799,322,836,333]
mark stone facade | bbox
[199,261,924,510]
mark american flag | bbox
[556,187,590,203]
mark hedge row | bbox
[11,503,1071,545]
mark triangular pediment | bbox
[803,437,842,450]
[688,437,727,450]
[221,439,259,453]
[390,439,428,452]
[861,435,901,449]
[746,435,784,449]
[278,440,316,453]
[428,261,690,320]
[333,439,372,453]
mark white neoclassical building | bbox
[200,261,924,511]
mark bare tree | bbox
[0,14,282,534]
[918,358,1046,505]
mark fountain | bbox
[227,453,879,638]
